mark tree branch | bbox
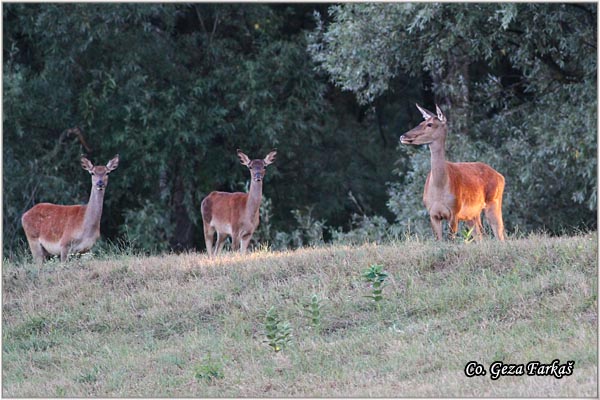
[195,5,207,33]
[66,127,93,153]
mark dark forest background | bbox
[3,3,597,257]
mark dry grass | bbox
[2,233,598,397]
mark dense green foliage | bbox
[3,4,399,257]
[309,3,597,236]
[3,3,597,257]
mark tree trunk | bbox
[170,174,195,251]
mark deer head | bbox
[81,155,120,191]
[237,149,277,182]
[400,104,448,145]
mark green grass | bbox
[2,233,597,397]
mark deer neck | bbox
[82,187,105,237]
[245,179,263,219]
[428,133,449,188]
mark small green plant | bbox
[193,355,224,382]
[362,264,388,306]
[458,226,475,244]
[304,294,324,331]
[264,306,292,352]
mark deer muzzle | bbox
[400,134,413,144]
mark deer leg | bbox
[231,234,241,253]
[484,201,505,241]
[476,216,484,240]
[215,232,227,255]
[429,215,444,241]
[429,205,452,241]
[448,217,459,241]
[240,232,253,254]
[60,245,70,263]
[25,237,46,264]
[203,223,215,257]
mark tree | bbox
[309,3,597,235]
[3,3,401,257]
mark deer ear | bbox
[435,104,447,123]
[81,156,94,173]
[416,104,435,120]
[106,154,119,172]
[264,149,277,166]
[237,149,251,166]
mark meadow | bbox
[2,233,597,397]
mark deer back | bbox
[22,203,90,244]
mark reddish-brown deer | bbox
[400,104,505,241]
[201,149,277,256]
[21,155,120,263]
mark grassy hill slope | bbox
[2,233,598,397]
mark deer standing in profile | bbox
[21,155,120,263]
[201,149,277,256]
[400,104,505,241]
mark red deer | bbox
[400,104,505,241]
[21,155,120,263]
[201,149,277,256]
